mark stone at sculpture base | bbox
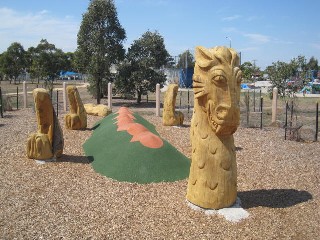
[27,88,63,160]
[187,198,249,222]
[65,86,87,130]
[186,46,241,209]
[162,84,184,126]
[84,103,112,117]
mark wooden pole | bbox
[0,87,3,118]
[16,86,19,110]
[187,89,190,114]
[155,83,160,117]
[63,82,67,111]
[315,102,319,141]
[285,101,288,140]
[56,90,59,117]
[246,90,250,127]
[108,82,112,109]
[23,81,27,108]
[260,97,263,129]
[271,87,278,123]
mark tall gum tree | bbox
[77,0,126,104]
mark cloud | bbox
[221,14,241,21]
[244,33,271,44]
[0,7,79,53]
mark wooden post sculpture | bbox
[27,88,63,160]
[65,86,87,130]
[162,84,184,126]
[186,46,242,209]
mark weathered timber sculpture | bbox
[84,103,112,117]
[162,84,184,126]
[186,46,242,209]
[27,88,63,160]
[65,86,87,130]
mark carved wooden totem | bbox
[186,46,242,209]
[27,88,63,160]
[162,84,184,126]
[65,86,87,130]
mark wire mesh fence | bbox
[1,82,319,142]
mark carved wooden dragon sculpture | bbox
[186,46,242,209]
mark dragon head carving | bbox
[193,46,242,136]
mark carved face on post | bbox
[193,46,242,136]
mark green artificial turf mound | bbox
[83,112,190,183]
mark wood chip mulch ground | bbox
[0,105,319,239]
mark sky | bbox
[0,0,319,69]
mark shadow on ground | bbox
[57,155,93,164]
[238,189,312,209]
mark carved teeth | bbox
[210,116,219,131]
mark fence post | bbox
[56,90,59,117]
[285,101,288,140]
[271,87,278,124]
[108,82,112,109]
[260,97,263,129]
[16,86,19,110]
[187,89,190,114]
[315,102,318,141]
[246,90,250,127]
[63,82,67,111]
[155,83,160,117]
[0,87,3,118]
[23,81,27,108]
[259,89,262,111]
[253,89,256,112]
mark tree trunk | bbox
[96,79,101,104]
[136,90,142,104]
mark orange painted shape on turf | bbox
[130,131,163,148]
[114,107,163,149]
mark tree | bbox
[265,61,295,97]
[0,53,5,81]
[115,30,170,103]
[26,46,41,83]
[77,0,126,104]
[29,39,66,88]
[306,56,318,80]
[176,50,194,69]
[307,56,318,71]
[240,61,255,82]
[1,42,26,84]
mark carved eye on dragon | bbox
[193,46,242,136]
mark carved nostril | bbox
[216,105,230,120]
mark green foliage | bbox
[76,0,126,104]
[115,30,170,103]
[240,61,256,82]
[1,42,26,84]
[266,60,302,97]
[307,56,318,71]
[27,39,67,89]
[176,50,194,69]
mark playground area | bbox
[0,80,319,239]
